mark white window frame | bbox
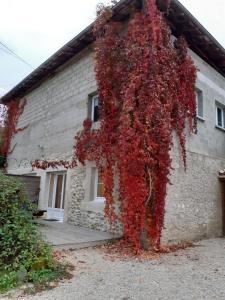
[94,168,105,203]
[195,88,204,120]
[91,95,99,123]
[216,104,225,129]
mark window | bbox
[94,169,105,202]
[47,172,67,222]
[195,88,203,119]
[91,95,99,122]
[216,104,225,129]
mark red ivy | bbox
[31,159,76,170]
[1,99,28,168]
[75,0,197,250]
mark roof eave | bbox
[1,0,225,103]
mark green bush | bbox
[0,172,69,294]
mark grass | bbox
[0,262,73,295]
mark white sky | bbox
[0,0,224,96]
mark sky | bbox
[0,0,225,97]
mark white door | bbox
[47,172,66,222]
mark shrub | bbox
[0,172,69,294]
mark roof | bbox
[1,0,225,103]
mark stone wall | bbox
[160,49,225,244]
[66,164,123,234]
[6,43,225,242]
[7,47,97,172]
[161,146,225,244]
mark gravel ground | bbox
[3,238,225,300]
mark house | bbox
[1,0,225,244]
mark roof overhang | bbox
[1,0,225,103]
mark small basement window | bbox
[195,88,204,119]
[216,104,225,129]
[93,168,105,203]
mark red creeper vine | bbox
[1,99,28,168]
[4,0,197,251]
[75,0,197,250]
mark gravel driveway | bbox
[3,238,225,300]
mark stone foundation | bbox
[67,165,122,234]
[66,146,225,244]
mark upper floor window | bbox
[195,88,203,119]
[216,104,225,129]
[91,95,99,122]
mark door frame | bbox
[46,171,67,222]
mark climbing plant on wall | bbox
[1,99,27,168]
[74,0,197,250]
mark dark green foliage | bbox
[0,172,69,294]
